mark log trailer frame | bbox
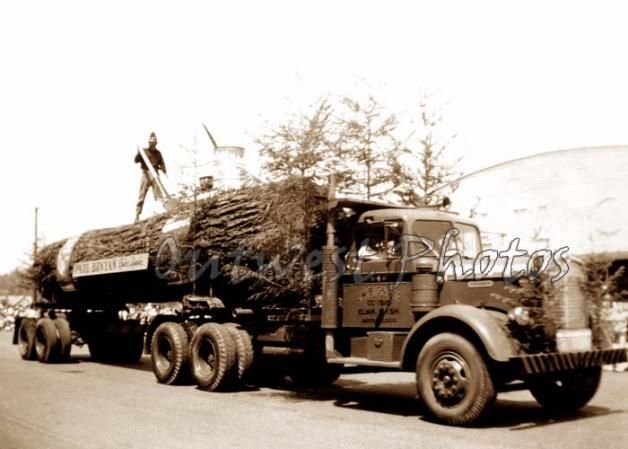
[13,191,627,426]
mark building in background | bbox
[166,143,248,210]
[206,145,246,190]
[440,145,628,294]
[441,146,628,255]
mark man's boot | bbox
[135,205,142,223]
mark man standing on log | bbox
[134,132,167,222]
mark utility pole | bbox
[32,207,38,303]
[192,132,198,296]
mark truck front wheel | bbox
[151,322,191,385]
[416,333,496,426]
[528,367,601,412]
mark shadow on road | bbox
[68,354,155,373]
[61,349,628,430]
[481,400,628,430]
[250,379,628,429]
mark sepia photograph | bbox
[0,2,626,448]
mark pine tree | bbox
[258,98,334,184]
[392,98,459,207]
[335,95,399,201]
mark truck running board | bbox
[327,356,400,369]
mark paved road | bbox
[0,332,626,449]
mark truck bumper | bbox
[513,348,627,375]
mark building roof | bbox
[450,145,628,185]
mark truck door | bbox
[343,220,415,329]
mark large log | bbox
[30,179,328,308]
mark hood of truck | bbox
[439,277,518,313]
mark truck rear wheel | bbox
[151,322,191,385]
[224,324,254,385]
[528,367,601,412]
[17,318,37,361]
[416,333,496,426]
[190,323,237,391]
[35,318,60,363]
[54,318,72,362]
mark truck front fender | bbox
[400,304,518,371]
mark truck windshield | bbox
[454,223,482,259]
[411,220,481,258]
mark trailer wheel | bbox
[191,323,237,391]
[528,367,601,412]
[17,318,37,361]
[54,318,72,362]
[35,318,60,363]
[416,333,496,426]
[151,322,191,385]
[224,324,254,384]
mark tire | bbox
[416,333,496,426]
[528,367,602,412]
[224,324,254,384]
[151,322,191,385]
[54,318,72,362]
[190,323,237,391]
[17,318,37,361]
[35,318,60,363]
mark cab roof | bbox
[331,197,479,227]
[359,207,467,223]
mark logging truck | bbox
[13,189,627,426]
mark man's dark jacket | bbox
[135,147,166,173]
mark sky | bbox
[1,1,628,273]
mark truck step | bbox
[326,356,400,369]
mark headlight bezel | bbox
[508,306,532,326]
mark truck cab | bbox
[315,198,625,425]
[323,201,512,364]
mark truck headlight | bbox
[508,306,531,326]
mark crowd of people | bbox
[0,296,31,332]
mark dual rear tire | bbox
[150,322,254,391]
[17,318,37,360]
[151,322,191,385]
[18,317,72,363]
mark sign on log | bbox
[73,253,150,278]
